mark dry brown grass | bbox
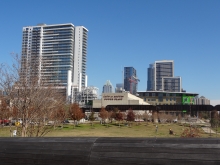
[0,122,215,138]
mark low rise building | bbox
[137,91,198,105]
[93,92,149,108]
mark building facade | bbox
[124,67,139,95]
[21,23,88,100]
[93,92,149,108]
[194,96,210,105]
[137,91,198,105]
[102,80,113,93]
[147,60,181,92]
[162,77,181,92]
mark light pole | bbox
[100,95,102,108]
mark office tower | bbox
[102,80,113,93]
[21,23,88,99]
[162,77,181,92]
[147,60,181,92]
[124,67,139,95]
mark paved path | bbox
[180,118,218,134]
[201,127,216,134]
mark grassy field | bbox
[0,122,217,138]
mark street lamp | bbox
[100,95,102,108]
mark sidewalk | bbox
[201,127,216,134]
[180,118,218,135]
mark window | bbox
[170,98,172,101]
[152,93,155,97]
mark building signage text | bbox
[103,95,124,101]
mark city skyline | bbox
[0,0,220,104]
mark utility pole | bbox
[190,104,191,117]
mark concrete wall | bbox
[1,137,220,165]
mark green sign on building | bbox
[182,95,195,105]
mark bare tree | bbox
[107,111,112,127]
[135,112,142,125]
[166,113,173,123]
[52,105,66,129]
[109,110,114,123]
[89,111,95,127]
[99,107,108,125]
[127,109,135,127]
[143,112,150,126]
[158,112,167,124]
[115,111,123,127]
[0,54,65,137]
[68,103,84,128]
[122,112,127,124]
[110,108,119,123]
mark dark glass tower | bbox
[124,67,138,95]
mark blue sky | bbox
[0,0,220,101]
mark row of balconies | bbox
[43,37,74,41]
[42,41,73,46]
[42,45,73,49]
[41,53,73,57]
[43,32,73,36]
[42,39,74,43]
[43,25,74,29]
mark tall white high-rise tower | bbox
[21,23,88,100]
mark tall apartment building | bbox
[124,67,139,95]
[102,80,113,93]
[21,23,88,100]
[147,60,181,92]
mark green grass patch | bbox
[0,123,217,138]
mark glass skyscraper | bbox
[21,23,88,98]
[124,67,138,95]
[147,60,181,92]
[102,80,113,93]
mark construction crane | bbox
[128,76,140,94]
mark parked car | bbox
[46,121,54,126]
[0,119,11,126]
[62,120,70,123]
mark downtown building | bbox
[102,80,113,93]
[147,60,181,92]
[124,67,139,95]
[139,60,200,106]
[21,23,88,102]
[194,96,210,105]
